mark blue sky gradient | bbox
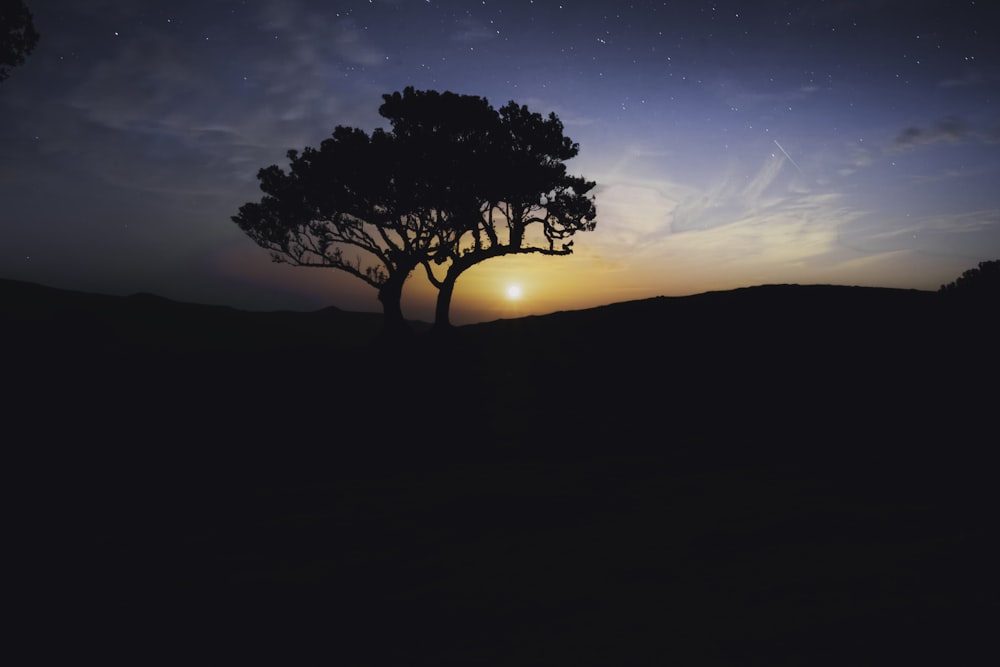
[2,0,998,323]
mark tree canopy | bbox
[939,259,1000,299]
[233,87,596,333]
[0,0,39,82]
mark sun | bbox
[505,284,523,300]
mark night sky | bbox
[2,0,998,324]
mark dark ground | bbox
[4,279,996,665]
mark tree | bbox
[939,259,1000,299]
[380,89,597,328]
[0,0,39,83]
[233,124,429,336]
[233,87,597,334]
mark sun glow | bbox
[505,284,523,300]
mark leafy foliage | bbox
[233,87,596,331]
[0,0,39,82]
[939,260,1000,298]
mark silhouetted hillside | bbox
[5,277,995,665]
[0,277,427,354]
[4,277,991,468]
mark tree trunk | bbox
[378,273,410,337]
[433,276,455,331]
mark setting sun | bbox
[505,284,523,300]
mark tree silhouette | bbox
[939,259,1000,299]
[233,87,596,333]
[380,88,597,328]
[0,0,39,82]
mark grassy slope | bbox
[4,279,995,665]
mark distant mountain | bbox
[4,275,990,466]
[0,277,426,352]
[8,277,990,366]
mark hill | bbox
[0,277,427,352]
[4,278,995,665]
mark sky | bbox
[2,0,998,324]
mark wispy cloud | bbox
[593,182,679,249]
[863,208,1000,242]
[256,0,387,65]
[588,147,869,286]
[838,139,877,175]
[985,117,1000,145]
[836,115,997,177]
[938,68,1000,89]
[46,0,391,196]
[702,76,822,111]
[670,153,798,233]
[889,117,969,153]
[571,129,985,296]
[451,17,500,43]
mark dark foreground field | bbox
[4,279,996,665]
